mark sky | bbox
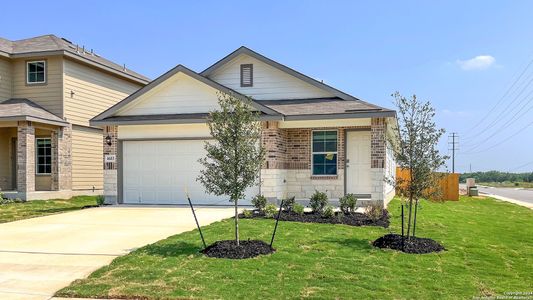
[2,1,532,173]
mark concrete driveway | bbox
[0,206,234,300]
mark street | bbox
[477,186,533,204]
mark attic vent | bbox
[240,64,253,87]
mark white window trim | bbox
[311,129,338,176]
[35,137,52,175]
[26,60,47,85]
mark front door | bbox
[11,137,17,189]
[345,131,372,195]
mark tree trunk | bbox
[406,195,413,240]
[412,199,419,238]
[234,198,239,246]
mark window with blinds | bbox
[240,64,253,87]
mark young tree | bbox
[388,92,448,239]
[197,92,265,246]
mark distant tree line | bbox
[460,171,533,183]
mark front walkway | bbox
[0,206,234,300]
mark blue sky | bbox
[2,1,532,173]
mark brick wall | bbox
[371,117,386,168]
[17,121,35,194]
[51,125,72,190]
[103,125,118,204]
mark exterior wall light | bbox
[105,134,112,146]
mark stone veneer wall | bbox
[103,125,118,204]
[370,118,386,204]
[51,125,72,191]
[17,121,35,194]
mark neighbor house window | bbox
[27,60,46,84]
[240,64,253,87]
[312,130,338,175]
[36,138,52,174]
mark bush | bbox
[0,197,24,205]
[242,209,253,218]
[264,203,278,218]
[252,194,267,211]
[281,196,296,212]
[309,190,328,213]
[365,203,384,221]
[96,195,105,206]
[339,193,357,214]
[293,203,305,216]
[322,205,335,218]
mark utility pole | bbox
[448,132,459,173]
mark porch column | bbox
[103,125,118,204]
[260,121,288,201]
[17,121,35,198]
[51,125,72,191]
[370,117,386,204]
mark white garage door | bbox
[122,140,258,205]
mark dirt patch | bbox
[241,210,389,228]
[202,240,275,259]
[372,233,445,254]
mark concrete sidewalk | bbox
[0,206,234,300]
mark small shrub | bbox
[322,205,335,218]
[0,197,24,205]
[242,209,253,218]
[252,194,267,211]
[293,203,305,216]
[96,195,105,206]
[264,203,278,218]
[309,190,329,213]
[339,193,357,214]
[281,196,296,212]
[365,203,384,221]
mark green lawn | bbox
[57,196,533,299]
[0,195,99,224]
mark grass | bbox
[57,196,533,299]
[0,195,99,224]
[478,181,533,189]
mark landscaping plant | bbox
[198,92,265,246]
[264,203,278,218]
[242,209,253,218]
[339,193,357,214]
[309,190,328,213]
[364,203,384,221]
[322,205,335,218]
[380,92,448,253]
[251,194,267,211]
[293,203,305,216]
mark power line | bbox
[463,55,533,134]
[509,160,533,172]
[459,120,533,155]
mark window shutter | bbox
[240,64,253,87]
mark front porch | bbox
[0,99,72,200]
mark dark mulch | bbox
[201,240,275,259]
[372,233,445,254]
[241,210,389,228]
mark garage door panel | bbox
[122,140,257,205]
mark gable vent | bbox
[240,64,253,87]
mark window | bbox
[240,64,253,87]
[27,61,46,84]
[312,130,338,175]
[36,138,52,174]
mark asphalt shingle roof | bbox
[0,98,68,126]
[0,35,149,83]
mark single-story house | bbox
[91,47,397,207]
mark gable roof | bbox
[0,98,68,126]
[201,46,380,105]
[91,64,281,124]
[0,34,149,84]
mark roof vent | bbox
[240,64,253,87]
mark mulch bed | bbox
[372,233,445,254]
[202,240,275,259]
[241,210,389,228]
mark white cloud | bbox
[456,55,495,71]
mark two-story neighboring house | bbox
[92,47,397,207]
[0,35,148,200]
